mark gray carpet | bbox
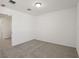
[0,39,78,58]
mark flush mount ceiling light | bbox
[35,2,42,8]
[9,0,16,4]
[27,8,32,11]
[1,4,6,7]
[33,0,43,8]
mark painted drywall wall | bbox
[77,1,79,56]
[0,7,34,46]
[0,18,3,40]
[35,8,76,47]
[0,16,11,39]
[0,6,76,48]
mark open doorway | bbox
[0,14,12,48]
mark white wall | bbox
[0,7,34,46]
[77,1,79,56]
[0,18,3,40]
[0,16,11,39]
[0,6,77,48]
[35,8,76,47]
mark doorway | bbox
[0,14,12,48]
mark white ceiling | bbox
[0,0,78,16]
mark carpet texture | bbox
[0,39,78,58]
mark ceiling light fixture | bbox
[9,0,16,4]
[33,0,42,8]
[1,4,6,7]
[27,8,32,11]
[35,2,42,8]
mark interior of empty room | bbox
[0,0,79,58]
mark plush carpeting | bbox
[0,39,78,58]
